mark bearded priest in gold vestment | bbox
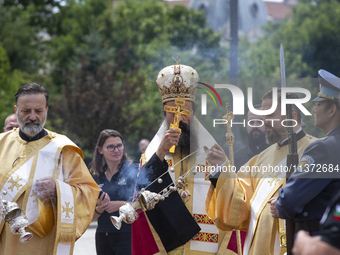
[206,89,317,255]
[0,83,100,255]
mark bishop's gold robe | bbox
[206,133,317,255]
[0,128,99,255]
[134,118,221,255]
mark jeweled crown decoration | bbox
[156,63,199,103]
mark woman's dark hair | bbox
[90,129,131,177]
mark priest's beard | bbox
[17,112,47,138]
[265,124,288,145]
[165,119,198,155]
[248,128,266,147]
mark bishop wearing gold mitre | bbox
[132,62,228,255]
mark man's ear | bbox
[329,104,337,117]
[14,105,17,113]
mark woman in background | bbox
[91,129,138,255]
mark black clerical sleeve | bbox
[141,153,201,252]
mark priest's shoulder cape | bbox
[0,128,99,255]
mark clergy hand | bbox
[156,129,181,161]
[268,197,278,218]
[96,191,110,214]
[35,177,57,204]
[206,143,227,166]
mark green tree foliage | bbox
[47,0,223,83]
[0,3,54,129]
[0,5,45,73]
[3,0,339,155]
[51,51,147,157]
[240,0,340,78]
[0,43,51,128]
[110,1,222,68]
[46,0,114,87]
[0,44,14,124]
[237,0,340,137]
[282,0,340,77]
[50,34,160,160]
[0,0,224,157]
[46,0,224,159]
[2,0,62,29]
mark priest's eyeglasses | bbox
[106,144,124,152]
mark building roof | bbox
[265,1,295,21]
[164,0,190,8]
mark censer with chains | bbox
[111,96,212,230]
[0,189,33,243]
[111,147,210,230]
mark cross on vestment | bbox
[7,176,23,192]
[268,172,281,186]
[30,190,38,203]
[196,159,213,181]
[62,202,74,218]
[164,97,192,153]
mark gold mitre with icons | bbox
[156,63,199,103]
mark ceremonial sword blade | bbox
[280,44,286,88]
[281,44,298,255]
